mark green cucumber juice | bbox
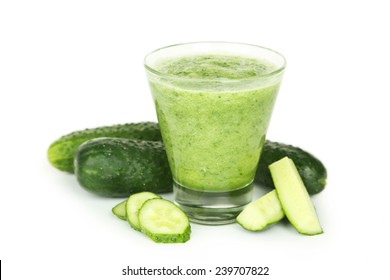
[146,54,283,192]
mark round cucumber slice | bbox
[138,198,191,243]
[126,192,160,230]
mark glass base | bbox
[173,182,253,225]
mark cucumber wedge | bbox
[236,190,285,231]
[269,157,323,235]
[112,200,127,220]
[138,198,191,243]
[126,192,160,231]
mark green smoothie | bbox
[146,54,282,192]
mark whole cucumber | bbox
[48,122,162,173]
[74,138,172,197]
[255,141,327,195]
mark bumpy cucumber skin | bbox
[48,122,162,173]
[142,226,191,243]
[74,138,172,197]
[255,141,327,195]
[141,221,191,243]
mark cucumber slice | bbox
[126,192,160,230]
[112,200,127,220]
[269,157,323,235]
[138,198,191,243]
[236,190,284,231]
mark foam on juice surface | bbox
[156,55,277,80]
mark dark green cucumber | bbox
[74,138,172,197]
[255,141,327,195]
[48,122,162,173]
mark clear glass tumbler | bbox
[144,42,285,224]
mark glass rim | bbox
[144,41,286,83]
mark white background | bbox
[1,0,389,279]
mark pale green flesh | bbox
[138,198,190,243]
[237,190,284,231]
[139,198,189,234]
[269,157,323,235]
[112,200,127,220]
[126,192,160,230]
